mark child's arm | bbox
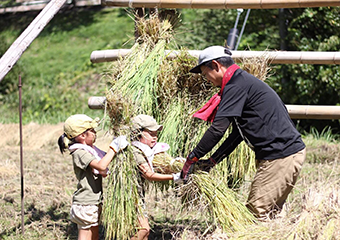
[138,162,180,182]
[90,148,116,172]
[90,136,129,172]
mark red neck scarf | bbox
[193,64,240,122]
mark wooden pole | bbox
[102,0,340,9]
[0,0,68,83]
[88,96,107,109]
[285,105,340,119]
[88,96,340,119]
[90,49,340,65]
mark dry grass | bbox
[240,48,273,81]
[1,124,340,239]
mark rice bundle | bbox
[102,149,141,240]
[152,157,255,232]
[179,172,256,233]
[103,12,177,240]
[240,49,272,81]
[153,152,185,174]
[216,140,256,188]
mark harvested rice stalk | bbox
[109,39,166,118]
[106,91,135,134]
[153,152,185,174]
[241,49,272,81]
[135,12,173,45]
[102,148,142,240]
[215,140,256,188]
[152,155,255,232]
[179,172,256,233]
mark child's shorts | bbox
[70,204,102,229]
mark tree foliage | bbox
[178,7,340,133]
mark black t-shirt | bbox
[193,69,305,160]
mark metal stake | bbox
[18,75,24,235]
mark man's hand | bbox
[194,158,216,172]
[110,135,129,153]
[180,152,199,180]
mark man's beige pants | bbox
[246,148,306,220]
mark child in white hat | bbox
[58,114,129,240]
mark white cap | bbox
[190,46,232,73]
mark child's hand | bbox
[110,136,129,152]
[172,172,182,183]
[93,168,110,177]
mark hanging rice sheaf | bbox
[102,10,265,239]
[102,149,141,240]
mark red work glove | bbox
[180,152,199,180]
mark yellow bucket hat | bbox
[64,114,100,139]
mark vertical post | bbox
[235,9,251,50]
[18,75,24,235]
[227,9,243,50]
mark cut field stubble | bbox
[1,124,340,239]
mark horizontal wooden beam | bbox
[285,105,340,119]
[90,49,340,65]
[102,0,340,9]
[88,96,107,109]
[88,97,340,119]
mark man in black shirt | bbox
[181,46,306,220]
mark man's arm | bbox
[193,123,243,173]
[192,117,232,158]
[210,125,243,163]
[181,117,232,179]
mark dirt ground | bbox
[0,123,196,239]
[0,122,113,150]
[0,123,113,239]
[1,123,340,240]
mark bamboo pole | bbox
[88,96,107,109]
[102,0,340,9]
[88,96,340,119]
[0,0,68,83]
[285,105,340,119]
[90,49,340,65]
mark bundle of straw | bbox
[153,152,185,174]
[102,149,141,240]
[103,12,177,239]
[215,140,256,188]
[179,172,256,233]
[240,49,272,81]
[152,157,255,232]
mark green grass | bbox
[0,7,135,124]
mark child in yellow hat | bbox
[58,114,129,240]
